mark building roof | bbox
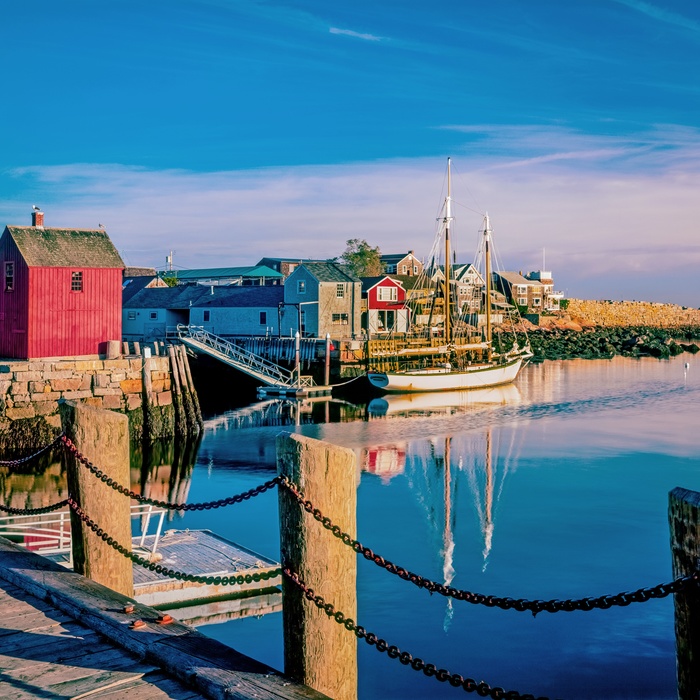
[4,226,124,268]
[256,257,329,265]
[124,284,213,310]
[122,275,168,303]
[194,286,284,308]
[361,275,405,293]
[299,262,360,283]
[493,271,540,286]
[171,265,283,281]
[380,252,417,265]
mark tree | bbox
[339,239,383,277]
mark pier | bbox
[0,537,327,700]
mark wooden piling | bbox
[277,433,357,700]
[122,341,130,356]
[179,344,203,428]
[175,345,198,433]
[60,401,133,597]
[168,345,187,434]
[669,487,700,700]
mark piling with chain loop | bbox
[59,400,133,597]
[276,432,358,700]
[669,486,700,700]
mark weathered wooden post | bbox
[295,331,301,387]
[277,433,357,700]
[324,333,331,386]
[669,486,700,700]
[60,400,133,597]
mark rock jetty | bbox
[500,299,700,361]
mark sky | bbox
[2,0,700,306]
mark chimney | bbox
[32,210,44,228]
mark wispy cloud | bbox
[612,0,700,34]
[3,125,700,306]
[329,27,382,41]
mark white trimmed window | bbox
[378,286,398,302]
[332,313,349,325]
[336,283,345,298]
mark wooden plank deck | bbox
[0,578,204,699]
[132,529,281,607]
[0,536,329,700]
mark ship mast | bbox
[444,159,453,344]
[483,214,492,360]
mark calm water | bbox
[3,355,699,699]
[177,355,699,700]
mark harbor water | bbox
[3,354,699,699]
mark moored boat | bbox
[368,158,531,393]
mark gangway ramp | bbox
[177,325,295,387]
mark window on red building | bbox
[4,262,14,291]
[71,271,83,292]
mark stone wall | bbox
[0,355,174,451]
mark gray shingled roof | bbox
[194,286,284,308]
[124,285,213,310]
[4,226,124,268]
[302,262,359,283]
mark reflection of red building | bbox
[362,445,406,484]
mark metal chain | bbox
[60,435,281,510]
[283,567,548,700]
[0,433,66,466]
[278,476,700,616]
[0,499,70,515]
[66,497,281,586]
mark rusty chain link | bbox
[60,435,281,510]
[0,499,70,515]
[66,497,281,586]
[0,433,66,466]
[283,567,549,700]
[278,476,700,616]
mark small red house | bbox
[362,275,410,335]
[0,211,124,359]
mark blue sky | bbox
[2,0,699,305]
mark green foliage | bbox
[161,275,179,287]
[559,298,570,311]
[340,239,383,277]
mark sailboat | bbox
[367,158,532,393]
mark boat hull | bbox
[367,357,524,393]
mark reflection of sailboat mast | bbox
[483,428,494,568]
[442,437,455,629]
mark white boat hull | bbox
[368,357,524,393]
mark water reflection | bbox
[1,436,201,521]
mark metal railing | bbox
[177,325,313,388]
[0,503,166,564]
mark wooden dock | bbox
[132,529,281,607]
[0,536,329,700]
[0,577,206,699]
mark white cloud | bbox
[612,0,700,34]
[3,126,699,307]
[329,27,382,41]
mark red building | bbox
[0,211,124,359]
[361,275,410,336]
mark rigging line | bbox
[449,159,485,216]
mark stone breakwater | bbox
[507,300,700,362]
[565,299,700,328]
[0,354,179,452]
